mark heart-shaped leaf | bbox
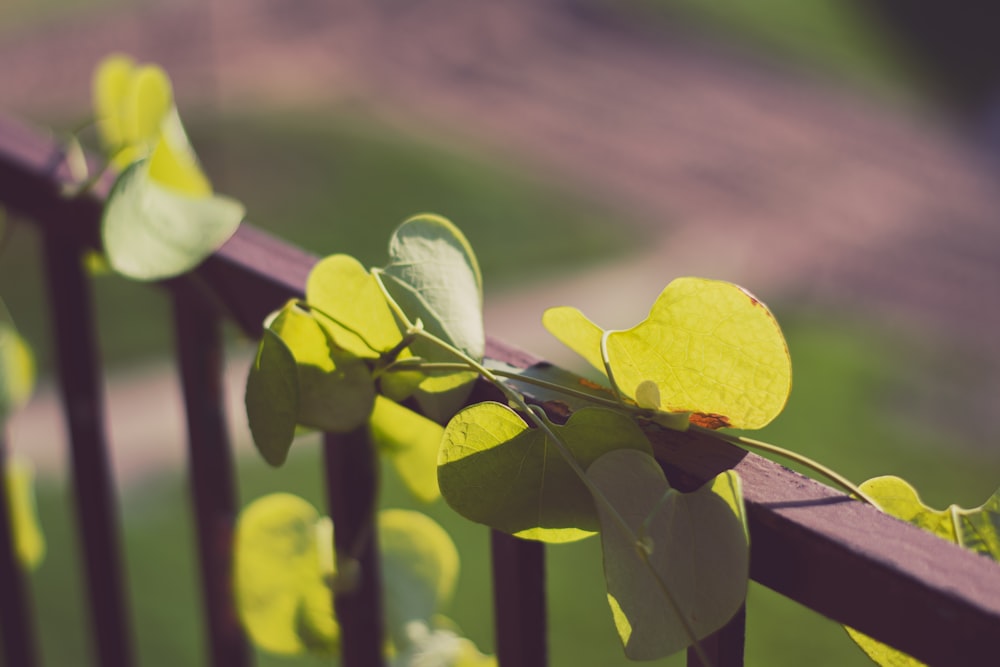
[4,459,45,571]
[438,403,652,543]
[379,509,459,646]
[245,328,299,466]
[845,476,1000,665]
[544,277,791,429]
[268,304,375,434]
[306,254,406,358]
[370,396,444,503]
[234,493,338,656]
[0,320,34,428]
[587,449,748,660]
[102,160,244,281]
[381,214,483,421]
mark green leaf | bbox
[5,459,45,571]
[844,476,1000,666]
[370,396,444,503]
[0,321,34,428]
[306,254,405,358]
[234,493,338,656]
[379,510,459,646]
[268,304,376,434]
[544,277,791,429]
[587,449,748,660]
[101,160,244,281]
[382,214,484,421]
[438,403,652,543]
[245,328,299,466]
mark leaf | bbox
[391,620,497,667]
[382,214,484,421]
[587,449,748,660]
[5,459,45,570]
[544,277,791,429]
[379,510,459,646]
[438,403,652,543]
[844,476,1000,666]
[268,304,376,434]
[0,321,34,428]
[370,396,444,503]
[245,328,299,466]
[234,493,338,656]
[306,254,405,358]
[101,160,244,281]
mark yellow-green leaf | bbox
[5,459,45,570]
[370,396,443,503]
[234,493,338,656]
[543,277,791,429]
[588,449,748,660]
[438,403,652,543]
[0,321,34,427]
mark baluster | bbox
[323,429,385,666]
[172,286,251,667]
[688,604,746,667]
[491,531,547,667]
[0,432,40,667]
[42,232,135,667]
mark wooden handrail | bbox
[3,114,1000,665]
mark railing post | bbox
[0,433,40,667]
[172,285,252,667]
[323,429,385,667]
[491,531,548,667]
[688,604,746,667]
[41,231,135,667]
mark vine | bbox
[62,53,1000,667]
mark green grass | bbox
[21,314,1000,666]
[0,110,636,376]
[616,0,928,104]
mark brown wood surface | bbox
[4,115,1000,665]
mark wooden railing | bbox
[1,115,999,666]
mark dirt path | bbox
[5,0,1000,478]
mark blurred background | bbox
[3,0,1000,665]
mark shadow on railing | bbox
[1,115,998,667]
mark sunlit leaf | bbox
[544,277,791,429]
[147,111,211,196]
[845,476,1000,666]
[234,493,338,656]
[370,396,444,503]
[5,459,45,570]
[101,160,244,281]
[306,254,405,358]
[93,53,135,153]
[587,449,748,660]
[245,328,299,466]
[382,214,484,421]
[0,321,34,428]
[438,403,652,543]
[379,509,459,646]
[268,304,375,434]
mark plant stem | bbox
[704,428,879,507]
[407,327,712,663]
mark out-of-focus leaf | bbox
[234,493,338,656]
[544,277,791,429]
[0,321,34,428]
[587,449,748,660]
[370,396,444,503]
[101,160,243,281]
[5,459,45,570]
[438,403,651,543]
[391,619,496,667]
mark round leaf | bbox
[438,403,652,543]
[370,396,444,503]
[235,493,338,656]
[306,254,405,358]
[245,328,299,467]
[379,509,460,646]
[587,449,748,660]
[102,160,244,281]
